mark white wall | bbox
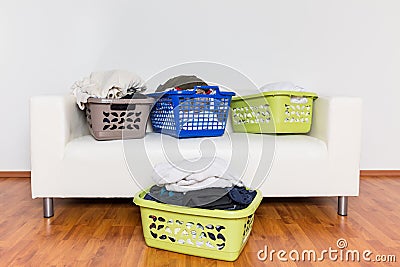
[1,0,399,170]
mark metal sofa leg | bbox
[43,198,54,218]
[337,196,348,216]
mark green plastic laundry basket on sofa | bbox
[230,91,318,134]
[133,188,262,261]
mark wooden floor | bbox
[0,177,399,266]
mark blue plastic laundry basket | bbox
[148,86,235,138]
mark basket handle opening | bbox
[110,104,137,111]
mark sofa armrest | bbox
[30,95,88,160]
[309,96,362,192]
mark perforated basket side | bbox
[134,189,262,261]
[148,93,233,138]
[85,98,153,140]
[149,96,176,136]
[231,92,317,134]
[137,206,253,261]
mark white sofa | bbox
[30,95,362,217]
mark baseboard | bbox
[0,170,399,179]
[0,171,31,178]
[360,170,400,177]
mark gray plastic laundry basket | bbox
[85,96,154,140]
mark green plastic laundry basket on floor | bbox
[231,91,318,134]
[133,188,262,261]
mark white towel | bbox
[152,157,243,192]
[260,82,309,104]
[71,70,146,110]
[260,81,305,92]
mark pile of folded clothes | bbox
[144,157,257,210]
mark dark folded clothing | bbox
[156,75,208,92]
[190,194,246,210]
[149,185,184,206]
[229,186,257,205]
[143,193,159,202]
[144,185,256,210]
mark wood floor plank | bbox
[0,177,399,266]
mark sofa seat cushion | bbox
[60,133,328,197]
